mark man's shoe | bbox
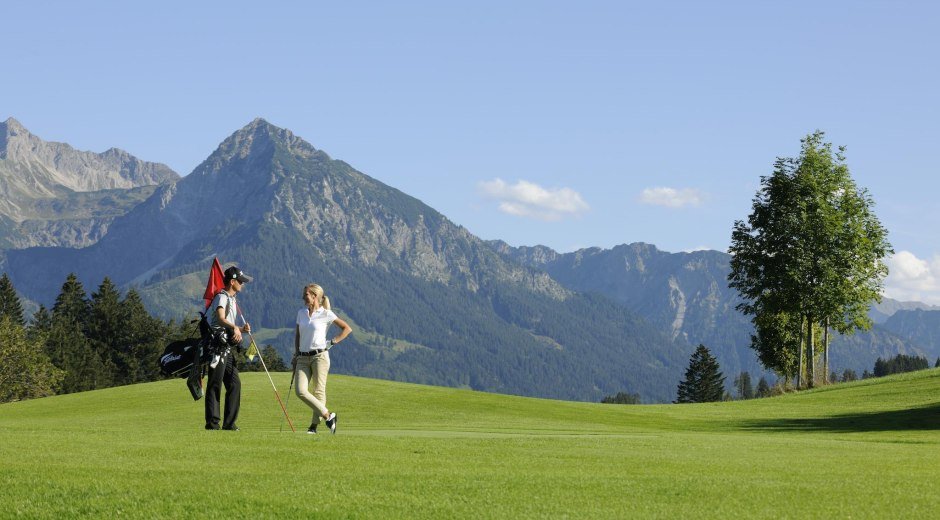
[325,412,337,434]
[223,425,240,431]
[205,424,221,430]
[307,423,318,435]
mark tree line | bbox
[644,344,937,406]
[0,273,285,403]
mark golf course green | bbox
[1,369,938,518]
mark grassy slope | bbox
[1,369,939,518]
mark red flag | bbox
[203,257,225,309]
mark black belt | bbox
[297,349,325,356]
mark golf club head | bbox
[187,363,204,401]
[187,374,203,401]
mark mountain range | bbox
[488,240,940,376]
[0,118,178,249]
[2,118,938,402]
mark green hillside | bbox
[2,370,939,518]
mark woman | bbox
[293,283,352,434]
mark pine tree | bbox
[45,319,113,393]
[755,376,771,398]
[261,345,288,371]
[237,345,288,372]
[43,274,114,392]
[120,288,169,383]
[52,273,89,327]
[0,273,25,327]
[27,305,52,344]
[676,345,726,403]
[88,278,128,384]
[0,316,64,402]
[873,354,929,376]
[733,371,754,400]
[601,392,641,404]
[30,305,52,332]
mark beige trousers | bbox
[294,352,330,423]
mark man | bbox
[205,266,253,431]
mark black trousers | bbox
[205,352,241,429]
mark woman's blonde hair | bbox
[303,283,331,310]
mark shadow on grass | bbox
[741,402,940,433]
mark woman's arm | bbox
[294,325,300,355]
[330,318,353,346]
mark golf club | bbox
[281,360,296,432]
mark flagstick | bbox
[246,331,295,432]
[232,295,295,432]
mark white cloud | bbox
[639,187,704,208]
[478,178,589,221]
[883,251,940,305]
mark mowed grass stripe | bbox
[1,370,939,518]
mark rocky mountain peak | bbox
[229,118,315,155]
[231,117,280,143]
[489,241,561,266]
[189,118,321,183]
[0,118,178,191]
[1,117,28,158]
[2,117,28,136]
[0,118,182,249]
[2,117,27,135]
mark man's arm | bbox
[215,303,242,342]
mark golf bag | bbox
[159,311,229,401]
[159,337,206,378]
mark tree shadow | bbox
[740,402,940,433]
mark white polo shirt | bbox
[296,307,338,352]
[209,291,238,329]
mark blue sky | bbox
[4,1,940,302]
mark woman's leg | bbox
[310,351,331,423]
[295,356,328,419]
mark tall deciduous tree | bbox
[0,316,64,402]
[749,311,801,382]
[676,345,725,403]
[729,131,892,388]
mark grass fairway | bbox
[2,369,939,519]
